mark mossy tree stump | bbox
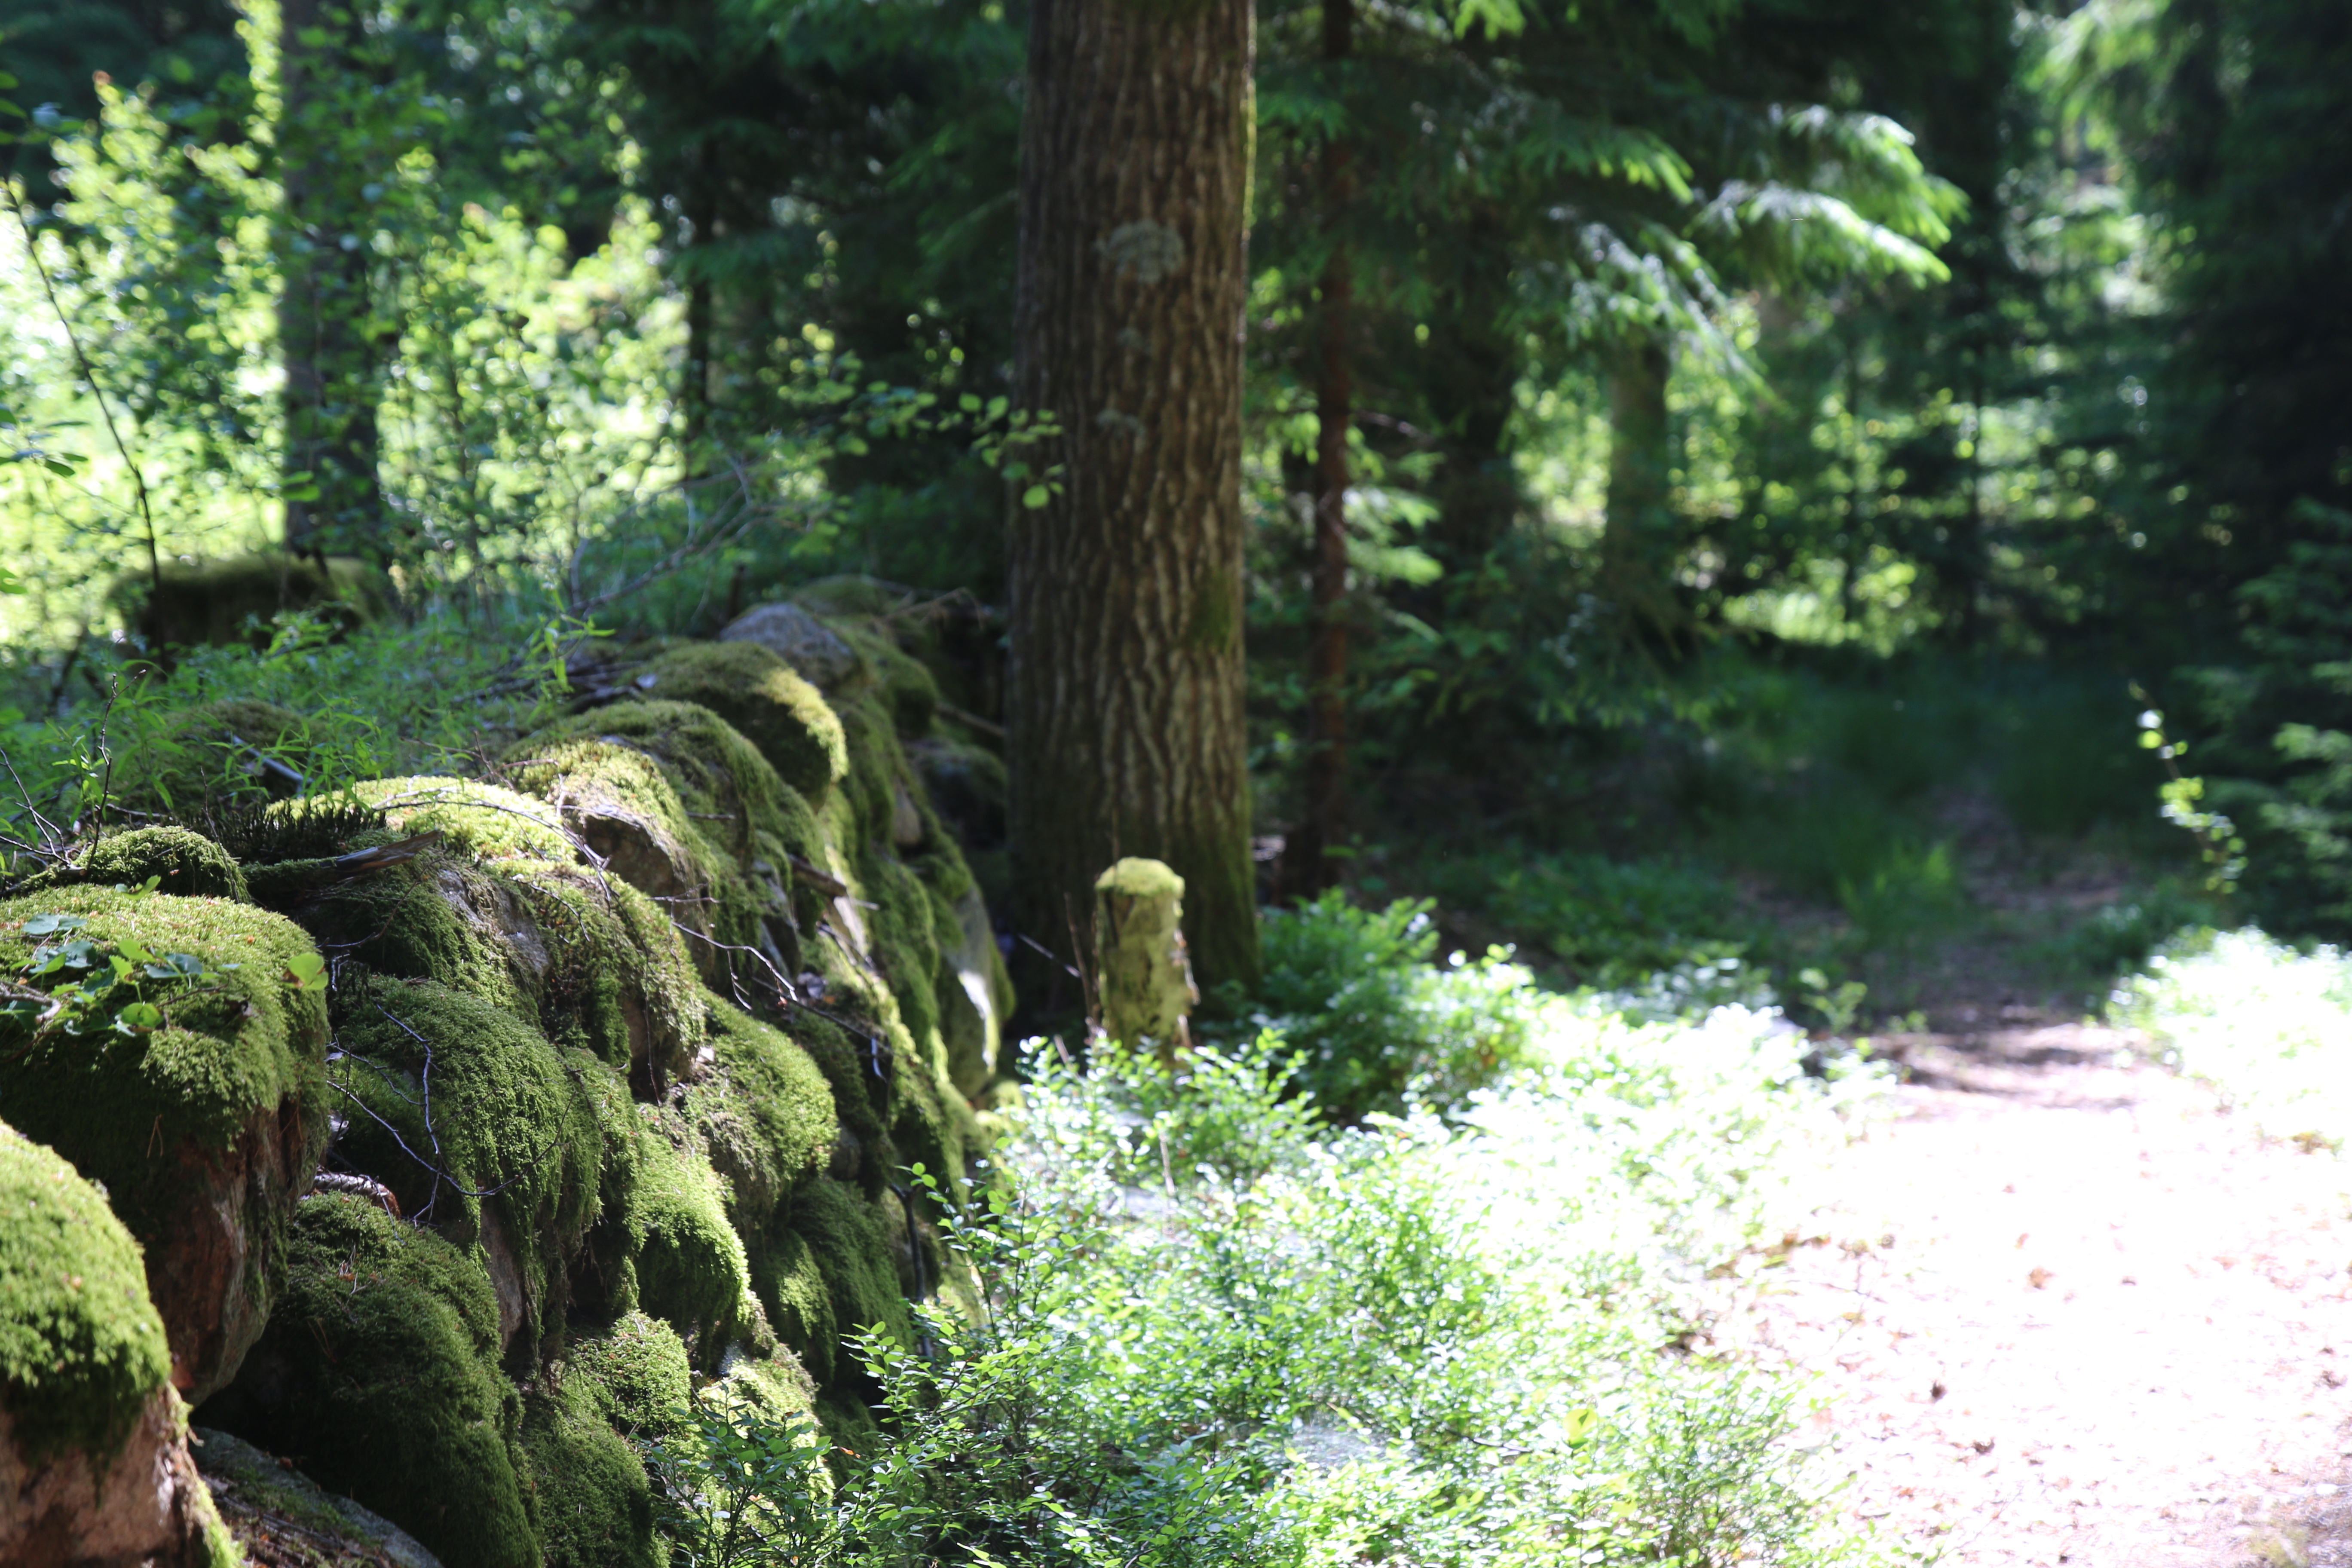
[1092,858,1197,1066]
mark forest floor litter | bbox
[1725,1018,2352,1567]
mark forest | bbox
[1,0,2349,1560]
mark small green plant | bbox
[642,1385,836,1568]
[0,908,262,1042]
[1243,890,1544,1121]
[2134,689,2246,896]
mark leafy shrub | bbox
[1243,891,1544,1121]
[2112,928,2352,1148]
[651,1000,1898,1568]
[1461,849,1757,987]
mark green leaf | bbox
[116,1001,163,1032]
[285,951,328,991]
[21,913,86,937]
[1021,484,1049,510]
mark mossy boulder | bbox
[348,776,578,865]
[617,1109,753,1360]
[693,996,842,1229]
[0,1126,237,1567]
[123,551,385,652]
[333,977,612,1355]
[0,888,331,1401]
[718,600,861,691]
[517,1371,659,1568]
[567,1311,692,1443]
[256,840,703,1089]
[16,825,251,902]
[202,1195,539,1568]
[507,704,815,995]
[773,1178,914,1386]
[628,641,848,801]
[193,1426,446,1568]
[0,1119,172,1461]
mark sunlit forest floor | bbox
[1729,1024,2352,1567]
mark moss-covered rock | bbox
[194,1425,445,1568]
[780,1178,913,1382]
[257,840,703,1087]
[333,977,611,1356]
[567,1311,692,1444]
[260,847,537,1020]
[630,641,848,801]
[200,1195,537,1568]
[694,996,841,1228]
[16,825,251,902]
[122,551,385,652]
[620,1108,752,1359]
[0,1120,172,1464]
[0,889,331,1401]
[507,704,816,996]
[348,776,578,865]
[833,623,939,739]
[719,600,861,691]
[518,1370,659,1568]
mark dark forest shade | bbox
[1008,0,1261,992]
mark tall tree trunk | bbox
[1281,0,1353,903]
[1424,208,1520,570]
[1009,0,1260,993]
[1600,330,1681,641]
[279,0,384,556]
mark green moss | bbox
[334,977,609,1354]
[693,996,840,1228]
[828,625,937,738]
[567,1311,691,1442]
[623,1108,751,1355]
[518,1371,659,1568]
[109,698,309,813]
[1096,856,1186,901]
[862,854,943,1050]
[888,1033,973,1210]
[778,1008,886,1160]
[0,1120,172,1464]
[510,869,704,1078]
[203,1195,538,1568]
[0,888,329,1247]
[508,707,818,998]
[718,1351,817,1422]
[750,1224,838,1385]
[270,850,534,1020]
[348,776,576,865]
[783,1178,911,1362]
[635,642,848,800]
[21,826,251,902]
[830,695,904,851]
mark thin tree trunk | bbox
[1009,0,1260,992]
[279,0,383,555]
[1601,330,1679,640]
[1282,0,1353,903]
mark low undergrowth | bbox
[2113,928,2352,1149]
[649,994,1901,1567]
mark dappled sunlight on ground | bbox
[1727,1025,2352,1566]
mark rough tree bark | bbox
[1280,0,1354,903]
[1009,0,1260,993]
[278,0,384,555]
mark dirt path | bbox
[1731,1023,2352,1568]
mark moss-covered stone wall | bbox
[0,598,1014,1567]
